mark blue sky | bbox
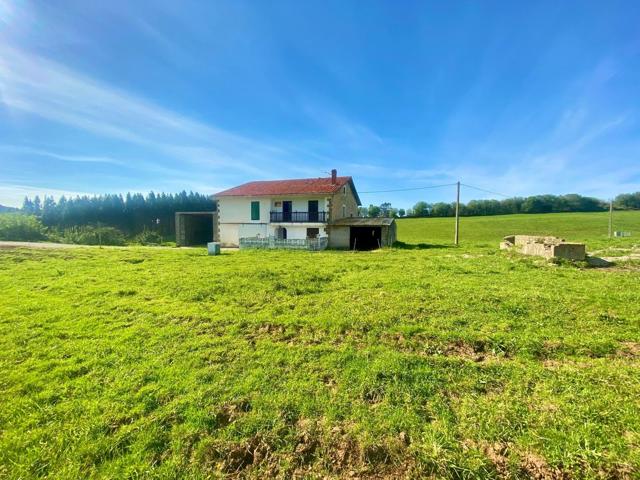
[0,0,639,208]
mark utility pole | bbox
[454,181,460,245]
[608,199,613,238]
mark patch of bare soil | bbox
[381,334,506,363]
[443,340,495,362]
[221,436,272,474]
[482,442,511,478]
[293,421,414,479]
[198,419,415,479]
[211,400,252,428]
[618,342,640,358]
[541,359,594,369]
[195,435,270,476]
[520,453,569,480]
[474,442,572,480]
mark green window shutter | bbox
[251,201,260,220]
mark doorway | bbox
[276,226,288,240]
[350,226,382,250]
[282,201,292,222]
[308,200,319,222]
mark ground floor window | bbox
[306,228,320,239]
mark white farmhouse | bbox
[176,170,396,249]
[215,169,361,246]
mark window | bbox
[306,228,319,239]
[342,204,346,217]
[343,186,346,194]
[251,201,260,221]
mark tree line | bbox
[21,191,215,239]
[360,192,640,218]
[15,190,640,237]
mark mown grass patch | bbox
[1,212,639,478]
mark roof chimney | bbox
[331,169,337,184]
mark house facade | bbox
[214,170,362,247]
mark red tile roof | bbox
[216,176,356,198]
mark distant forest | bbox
[20,192,215,239]
[10,190,640,241]
[0,205,19,213]
[361,192,640,218]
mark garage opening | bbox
[350,226,382,250]
[175,212,216,246]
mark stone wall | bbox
[329,182,359,221]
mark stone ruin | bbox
[500,235,586,261]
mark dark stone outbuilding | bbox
[327,217,397,250]
[175,211,217,246]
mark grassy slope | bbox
[0,212,639,479]
[398,210,640,249]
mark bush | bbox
[0,214,47,241]
[133,229,163,246]
[59,225,126,246]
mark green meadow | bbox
[398,210,640,249]
[1,212,639,479]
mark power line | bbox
[460,183,511,198]
[359,182,457,194]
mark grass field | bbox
[1,212,639,479]
[397,210,640,249]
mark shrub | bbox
[0,214,47,241]
[59,225,126,246]
[133,229,163,246]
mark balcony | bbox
[270,211,327,223]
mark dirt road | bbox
[0,241,86,249]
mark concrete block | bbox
[552,243,585,261]
[499,241,512,250]
[501,234,585,261]
[207,242,221,255]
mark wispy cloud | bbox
[0,1,638,209]
[0,145,126,165]
[0,45,316,183]
[0,0,15,25]
[0,183,91,206]
[300,100,384,149]
[349,111,635,202]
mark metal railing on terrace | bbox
[239,236,328,251]
[269,211,327,223]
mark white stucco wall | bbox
[219,223,239,246]
[218,196,271,224]
[217,195,331,246]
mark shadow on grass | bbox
[393,241,455,250]
[585,256,614,268]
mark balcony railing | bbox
[270,211,327,223]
